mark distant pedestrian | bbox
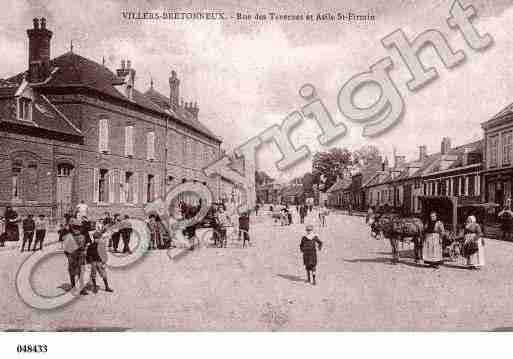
[318,206,328,227]
[148,214,159,250]
[348,203,353,216]
[239,211,250,248]
[111,214,121,252]
[120,215,132,253]
[34,214,48,251]
[255,204,260,216]
[87,231,113,293]
[300,224,323,285]
[21,214,35,252]
[300,205,307,224]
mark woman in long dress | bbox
[464,215,485,270]
[423,211,444,268]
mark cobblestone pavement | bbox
[1,210,513,331]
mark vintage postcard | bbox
[0,0,512,348]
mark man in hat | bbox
[63,218,89,295]
[299,224,323,285]
[21,214,35,252]
[87,231,113,293]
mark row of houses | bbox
[0,18,246,220]
[327,102,513,216]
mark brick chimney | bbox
[419,145,427,161]
[116,59,136,100]
[188,101,199,120]
[27,17,53,83]
[169,70,180,110]
[441,137,451,155]
[462,147,471,166]
[394,155,406,168]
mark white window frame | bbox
[125,125,134,157]
[490,135,499,168]
[99,118,109,153]
[147,131,155,161]
[503,131,512,166]
[17,97,33,122]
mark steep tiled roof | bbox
[5,52,221,143]
[423,140,482,175]
[144,87,221,142]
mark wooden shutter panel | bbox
[109,169,116,203]
[99,119,109,152]
[119,169,126,203]
[147,132,155,160]
[93,168,99,203]
[132,172,139,204]
[141,173,148,203]
[154,174,160,200]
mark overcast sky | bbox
[2,0,513,181]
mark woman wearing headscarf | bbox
[423,211,445,268]
[464,215,485,270]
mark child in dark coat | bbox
[300,224,323,285]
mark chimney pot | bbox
[27,18,53,82]
[169,70,180,109]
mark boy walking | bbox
[299,224,323,285]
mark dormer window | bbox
[17,97,32,122]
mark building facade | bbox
[482,104,513,206]
[0,18,222,220]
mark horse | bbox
[373,214,423,264]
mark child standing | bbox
[34,214,48,251]
[86,231,113,294]
[299,224,323,285]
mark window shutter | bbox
[109,169,116,203]
[125,126,134,156]
[93,168,99,203]
[147,132,155,160]
[99,119,109,152]
[132,172,139,204]
[142,173,148,203]
[119,169,126,204]
[154,174,160,200]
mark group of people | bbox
[368,207,486,270]
[422,211,485,270]
[0,206,49,252]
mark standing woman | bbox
[4,206,19,242]
[464,215,485,270]
[423,211,445,268]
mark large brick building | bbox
[0,18,222,220]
